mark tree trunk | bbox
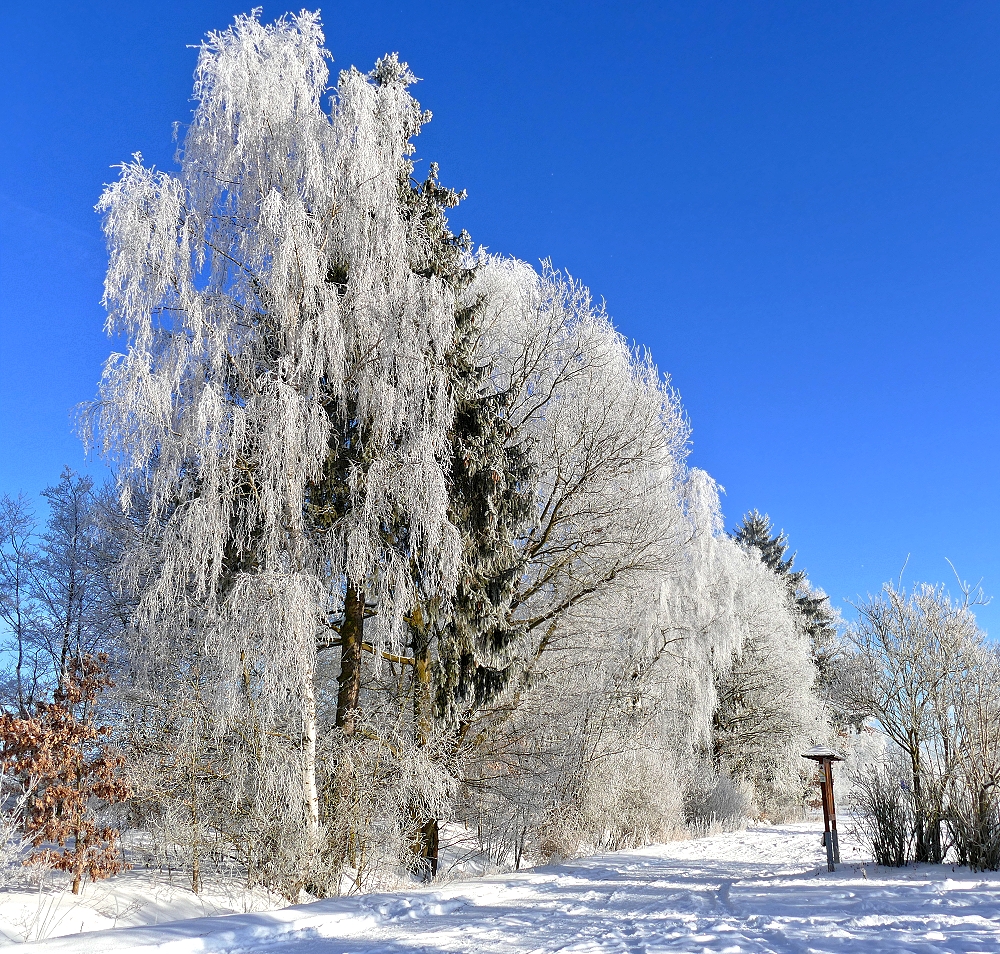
[336,580,364,738]
[416,817,439,880]
[303,667,320,841]
[15,594,26,717]
[410,619,438,879]
[71,830,83,895]
[911,738,927,863]
[413,621,433,747]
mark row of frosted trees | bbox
[0,12,832,897]
[843,582,1000,871]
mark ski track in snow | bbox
[19,823,1000,953]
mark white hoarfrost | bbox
[71,6,838,900]
[448,260,825,854]
[466,257,690,649]
[93,11,459,855]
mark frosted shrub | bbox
[578,747,685,851]
[949,785,1000,872]
[683,770,751,833]
[0,772,34,884]
[316,726,458,894]
[850,763,913,867]
[466,793,533,872]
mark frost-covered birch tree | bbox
[93,12,460,889]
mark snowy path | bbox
[22,823,1000,953]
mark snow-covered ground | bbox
[12,821,1000,952]
[0,869,286,947]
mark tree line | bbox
[0,10,989,897]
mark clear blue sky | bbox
[1,1,998,633]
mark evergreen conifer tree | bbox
[405,280,537,878]
[732,510,839,691]
[303,81,537,877]
[391,160,537,878]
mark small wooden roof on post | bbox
[802,746,845,872]
[802,746,845,763]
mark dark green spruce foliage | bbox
[391,92,535,879]
[395,141,536,731]
[433,300,535,728]
[732,511,796,578]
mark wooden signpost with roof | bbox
[803,745,845,872]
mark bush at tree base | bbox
[949,785,1000,872]
[851,764,914,867]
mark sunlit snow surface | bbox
[17,823,1000,953]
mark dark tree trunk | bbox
[414,817,439,881]
[409,614,439,879]
[911,739,928,863]
[336,579,364,738]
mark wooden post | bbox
[825,757,841,864]
[818,757,842,870]
[803,745,845,873]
